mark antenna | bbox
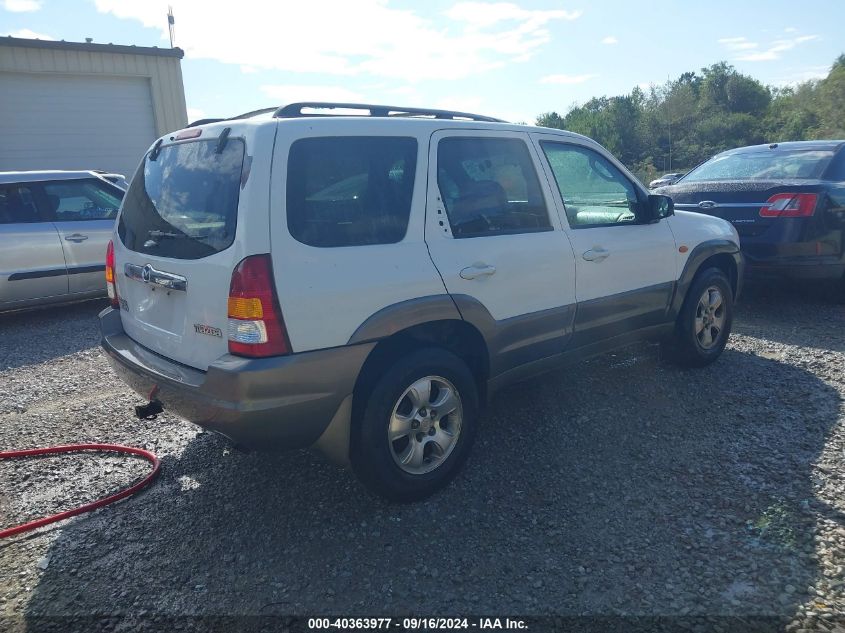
[167,6,175,48]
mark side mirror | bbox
[644,194,674,222]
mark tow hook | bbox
[135,400,164,420]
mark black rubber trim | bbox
[8,264,105,281]
[7,268,66,281]
[69,265,105,276]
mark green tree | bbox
[535,54,844,180]
[814,56,845,137]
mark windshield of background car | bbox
[118,138,245,259]
[682,149,835,183]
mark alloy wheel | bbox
[388,375,463,475]
[694,286,726,349]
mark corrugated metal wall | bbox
[0,43,188,136]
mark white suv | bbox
[100,102,743,501]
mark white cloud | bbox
[539,73,598,85]
[4,27,53,39]
[718,33,820,62]
[444,3,581,29]
[3,0,42,12]
[601,36,618,45]
[432,96,484,114]
[93,0,581,81]
[186,107,205,122]
[259,84,365,104]
[717,36,757,51]
[240,65,258,74]
[774,65,830,86]
[784,27,797,33]
[387,85,423,101]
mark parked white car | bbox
[100,103,742,501]
[1,170,124,312]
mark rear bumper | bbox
[99,307,373,451]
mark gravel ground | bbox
[1,287,844,632]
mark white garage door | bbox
[0,72,157,177]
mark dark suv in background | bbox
[657,141,845,294]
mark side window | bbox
[287,136,417,248]
[0,185,40,224]
[42,179,123,221]
[541,142,640,228]
[437,137,551,238]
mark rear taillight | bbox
[105,240,119,309]
[227,255,290,357]
[760,193,818,218]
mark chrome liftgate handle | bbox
[124,263,188,292]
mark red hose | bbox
[0,444,161,539]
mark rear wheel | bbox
[663,267,734,367]
[350,348,478,502]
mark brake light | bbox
[175,128,202,140]
[227,255,290,357]
[760,193,818,218]
[105,240,119,309]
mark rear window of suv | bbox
[286,136,417,247]
[683,149,835,182]
[118,138,246,259]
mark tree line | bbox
[536,54,845,183]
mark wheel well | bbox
[351,320,489,423]
[697,253,738,297]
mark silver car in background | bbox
[0,170,124,312]
[648,172,685,188]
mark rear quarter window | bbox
[118,137,245,259]
[286,136,418,247]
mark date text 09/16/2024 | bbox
[307,618,528,630]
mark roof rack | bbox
[186,118,224,128]
[229,107,278,120]
[186,107,279,128]
[185,103,504,129]
[273,102,505,123]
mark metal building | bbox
[0,36,188,177]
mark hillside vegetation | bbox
[536,55,845,183]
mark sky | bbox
[2,0,844,125]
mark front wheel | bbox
[350,348,478,502]
[663,267,734,367]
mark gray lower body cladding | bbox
[99,307,374,450]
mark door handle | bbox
[64,234,89,242]
[460,264,497,280]
[582,247,609,262]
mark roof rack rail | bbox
[186,118,224,128]
[228,107,278,120]
[273,102,505,123]
[186,107,279,128]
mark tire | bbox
[350,348,479,502]
[663,267,734,368]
